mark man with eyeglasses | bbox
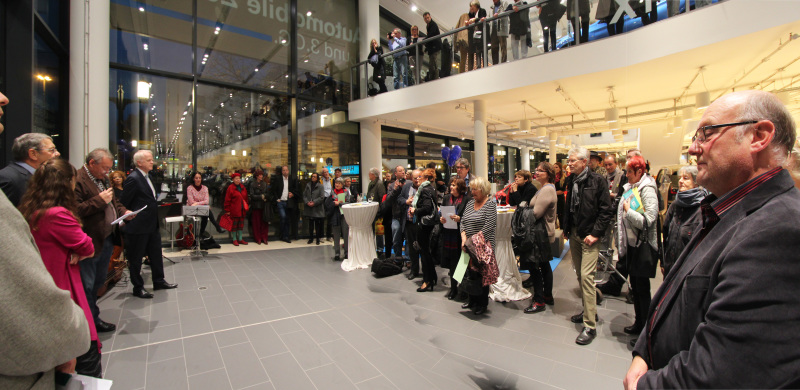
[562,146,614,345]
[625,90,800,389]
[452,157,476,188]
[0,133,60,206]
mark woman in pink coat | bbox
[18,159,100,377]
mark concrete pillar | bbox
[473,100,488,178]
[69,0,110,167]
[521,146,531,171]
[360,119,382,194]
[549,131,558,164]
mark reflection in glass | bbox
[33,33,63,152]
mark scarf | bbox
[569,167,590,214]
[191,182,203,192]
[672,187,707,208]
[84,165,107,193]
[412,181,430,208]
[309,181,318,192]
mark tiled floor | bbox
[99,243,659,390]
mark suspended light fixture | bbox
[673,116,683,130]
[695,91,711,110]
[536,127,546,138]
[605,107,619,123]
[549,131,558,142]
[519,119,530,133]
[682,107,694,121]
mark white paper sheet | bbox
[440,206,457,229]
[111,205,147,225]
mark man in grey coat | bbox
[625,90,800,389]
[0,91,90,390]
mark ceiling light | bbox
[519,119,530,133]
[306,11,312,16]
[137,81,150,99]
[254,68,258,72]
[695,91,710,110]
[549,132,558,142]
[143,43,149,51]
[605,107,619,123]
[411,4,418,11]
[139,7,145,12]
[231,149,236,156]
[537,127,547,138]
[673,116,683,129]
[682,107,694,121]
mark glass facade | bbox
[108,0,359,240]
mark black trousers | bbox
[606,18,624,36]
[570,17,590,44]
[199,209,221,235]
[530,261,554,303]
[383,218,392,257]
[125,230,166,290]
[417,225,435,284]
[307,217,323,240]
[630,275,651,327]
[541,20,558,52]
[405,221,419,275]
[467,269,490,308]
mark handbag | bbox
[420,189,439,226]
[473,30,483,40]
[218,212,233,232]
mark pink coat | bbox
[30,207,97,343]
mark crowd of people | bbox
[3,89,800,388]
[366,0,718,93]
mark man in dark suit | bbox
[0,133,60,206]
[400,169,421,279]
[75,148,133,332]
[423,12,442,80]
[270,165,300,243]
[120,150,177,298]
[625,90,800,389]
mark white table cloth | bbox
[341,202,379,271]
[490,209,532,302]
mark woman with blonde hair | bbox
[460,176,498,315]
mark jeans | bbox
[79,235,114,323]
[277,201,292,240]
[392,55,409,89]
[391,218,405,256]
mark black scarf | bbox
[191,183,203,192]
[673,187,706,208]
[569,167,590,214]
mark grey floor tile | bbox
[183,334,224,376]
[179,307,213,337]
[249,289,281,310]
[145,356,188,390]
[306,363,358,390]
[259,304,292,322]
[524,334,599,371]
[150,300,180,327]
[219,343,270,390]
[149,323,182,344]
[244,322,288,358]
[104,346,147,390]
[223,284,253,303]
[197,280,225,298]
[202,294,235,318]
[215,328,249,348]
[363,349,437,389]
[429,353,509,389]
[231,300,267,325]
[330,318,385,355]
[210,314,242,331]
[319,339,380,384]
[354,375,398,390]
[240,382,274,390]
[261,352,317,390]
[177,290,205,311]
[279,330,332,369]
[294,314,341,344]
[547,361,620,390]
[594,353,632,380]
[216,272,241,286]
[147,339,183,364]
[502,374,561,390]
[112,317,152,350]
[120,296,152,320]
[276,293,313,316]
[269,318,301,335]
[188,368,233,390]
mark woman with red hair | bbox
[616,155,660,341]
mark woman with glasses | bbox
[18,159,101,377]
[616,155,659,339]
[662,166,705,277]
[522,162,558,313]
[460,176,497,315]
[410,168,438,292]
[440,178,471,300]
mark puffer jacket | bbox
[563,169,614,239]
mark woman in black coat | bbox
[368,39,388,94]
[508,169,537,206]
[248,170,270,245]
[439,178,471,300]
[466,1,488,70]
[662,166,705,276]
[410,168,438,292]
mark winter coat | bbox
[302,182,325,218]
[661,188,705,275]
[563,169,614,239]
[248,180,269,210]
[507,1,530,36]
[508,181,537,206]
[224,183,248,218]
[616,174,659,277]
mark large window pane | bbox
[109,69,194,182]
[111,1,193,74]
[197,0,289,91]
[33,33,64,153]
[35,0,61,38]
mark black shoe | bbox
[446,289,458,300]
[283,238,291,243]
[406,272,419,280]
[629,339,637,348]
[575,327,597,345]
[133,288,154,299]
[624,324,642,335]
[523,302,546,314]
[571,312,599,323]
[522,278,534,288]
[143,258,151,266]
[333,255,340,261]
[416,282,434,292]
[153,282,178,290]
[472,306,487,315]
[95,319,116,333]
[543,296,555,305]
[307,239,314,244]
[316,239,321,245]
[216,227,225,233]
[461,301,473,309]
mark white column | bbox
[69,0,110,167]
[473,100,488,178]
[549,131,558,164]
[360,119,382,194]
[521,146,531,171]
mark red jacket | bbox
[224,183,248,217]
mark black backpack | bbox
[371,258,402,277]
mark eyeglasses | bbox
[455,166,466,170]
[35,147,57,153]
[534,169,546,173]
[691,120,758,145]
